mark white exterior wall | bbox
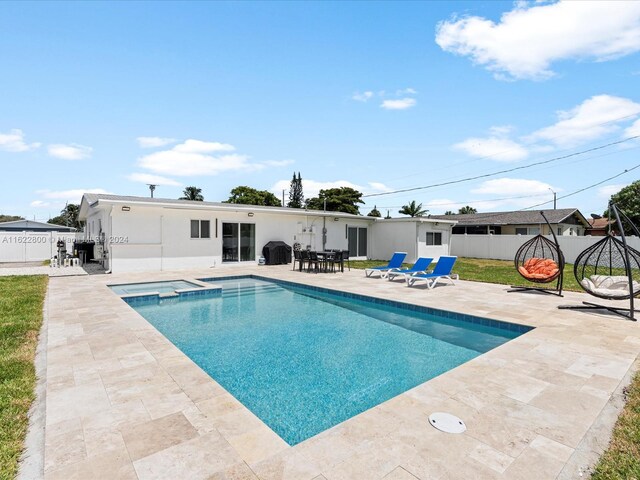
[102,204,372,273]
[450,234,640,264]
[369,220,453,263]
[416,223,452,262]
[0,232,77,262]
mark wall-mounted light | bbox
[122,206,130,211]
[248,212,254,217]
[334,217,339,221]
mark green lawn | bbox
[0,275,47,480]
[350,256,583,291]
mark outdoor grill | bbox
[262,241,292,265]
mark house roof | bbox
[588,217,612,229]
[429,208,589,227]
[80,193,369,220]
[0,219,77,231]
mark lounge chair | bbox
[364,252,407,278]
[407,256,458,288]
[387,257,433,281]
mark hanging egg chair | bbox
[559,203,640,321]
[509,211,565,296]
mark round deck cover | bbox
[428,412,466,433]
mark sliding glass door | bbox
[222,222,255,263]
[347,227,367,257]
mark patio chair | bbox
[341,250,351,271]
[307,251,321,273]
[407,256,458,288]
[387,257,433,282]
[292,249,304,271]
[364,252,407,278]
[327,250,343,273]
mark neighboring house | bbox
[430,208,590,236]
[587,217,615,236]
[79,194,457,273]
[0,219,76,232]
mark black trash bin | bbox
[262,241,292,265]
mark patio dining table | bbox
[315,251,344,273]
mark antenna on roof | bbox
[147,184,157,198]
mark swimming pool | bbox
[109,280,201,295]
[129,276,531,445]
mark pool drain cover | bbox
[428,412,466,434]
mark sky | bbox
[1,0,640,221]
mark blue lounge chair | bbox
[386,257,433,281]
[365,252,407,278]
[407,256,458,288]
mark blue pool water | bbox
[109,280,201,295]
[130,277,529,445]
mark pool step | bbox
[221,284,282,298]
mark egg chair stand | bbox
[508,211,565,297]
[558,203,640,321]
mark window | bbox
[557,227,562,235]
[529,227,540,235]
[515,227,527,235]
[190,220,211,239]
[426,232,442,246]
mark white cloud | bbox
[435,1,640,80]
[454,136,529,162]
[395,88,417,95]
[173,139,235,153]
[36,188,111,203]
[527,95,640,147]
[137,139,290,176]
[471,178,556,197]
[30,200,51,208]
[270,179,390,200]
[380,98,417,110]
[352,91,374,102]
[126,173,182,187]
[0,129,41,152]
[625,118,640,138]
[137,136,177,148]
[47,143,93,160]
[425,197,504,213]
[598,183,629,199]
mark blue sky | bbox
[2,0,640,220]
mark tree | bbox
[227,186,282,206]
[458,205,477,214]
[48,204,81,229]
[606,181,640,234]
[367,205,381,217]
[399,200,428,217]
[384,210,391,219]
[180,186,204,201]
[0,214,24,222]
[305,187,364,215]
[287,172,304,208]
[444,211,454,215]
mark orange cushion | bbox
[519,258,559,280]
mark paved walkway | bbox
[0,262,93,277]
[31,265,640,479]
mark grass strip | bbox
[0,275,47,480]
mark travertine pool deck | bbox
[32,265,640,479]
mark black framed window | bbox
[426,232,442,245]
[190,220,211,239]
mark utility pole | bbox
[282,189,285,207]
[549,188,556,209]
[147,184,157,198]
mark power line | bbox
[360,192,550,211]
[379,110,640,184]
[521,163,640,211]
[363,135,640,198]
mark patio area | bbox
[27,264,640,480]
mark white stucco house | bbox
[78,194,456,273]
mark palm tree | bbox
[458,205,477,214]
[399,200,428,217]
[180,186,204,201]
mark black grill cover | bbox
[262,241,292,265]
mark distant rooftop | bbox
[430,208,589,226]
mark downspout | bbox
[160,214,164,271]
[105,205,113,273]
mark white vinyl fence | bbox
[0,232,78,263]
[450,234,640,264]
